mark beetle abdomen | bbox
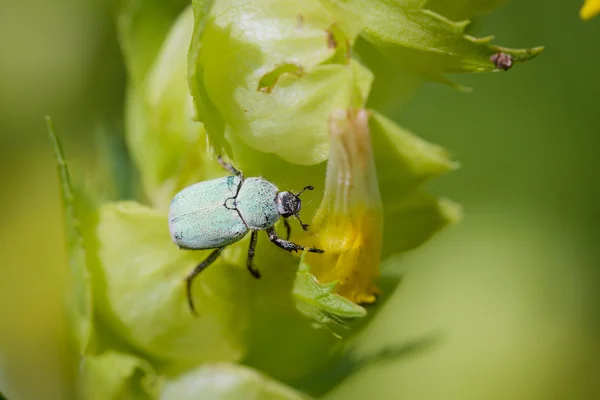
[236,177,280,230]
[169,176,248,249]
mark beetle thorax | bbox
[235,177,281,230]
[276,191,301,218]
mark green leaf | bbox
[81,351,159,400]
[354,37,422,112]
[369,112,460,258]
[345,0,542,103]
[293,259,367,336]
[188,0,228,155]
[124,5,214,209]
[354,0,542,74]
[91,201,248,365]
[46,117,92,355]
[370,112,456,196]
[423,0,509,20]
[383,192,461,257]
[161,363,309,400]
[190,0,368,165]
[118,0,189,87]
[89,120,143,204]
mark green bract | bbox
[161,363,308,400]
[81,352,158,400]
[93,202,247,363]
[190,0,368,165]
[294,259,367,334]
[424,0,510,20]
[350,0,542,105]
[369,112,460,258]
[123,4,215,209]
[50,0,542,397]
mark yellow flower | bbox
[304,109,382,304]
[581,0,600,20]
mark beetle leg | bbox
[294,213,310,231]
[283,219,292,240]
[185,247,223,315]
[266,227,324,254]
[217,155,244,180]
[246,230,261,279]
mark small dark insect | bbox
[490,52,513,71]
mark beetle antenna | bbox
[295,213,310,231]
[295,185,314,198]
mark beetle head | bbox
[276,186,314,230]
[276,191,301,218]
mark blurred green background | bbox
[1,0,599,399]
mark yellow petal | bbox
[581,0,600,20]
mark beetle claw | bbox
[250,268,261,278]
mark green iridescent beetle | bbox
[169,156,324,314]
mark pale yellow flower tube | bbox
[304,109,383,304]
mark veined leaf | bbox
[189,0,369,165]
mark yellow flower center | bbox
[306,206,382,304]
